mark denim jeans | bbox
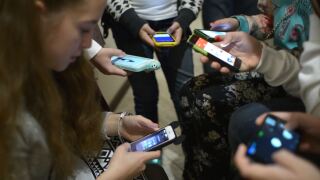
[111,18,194,122]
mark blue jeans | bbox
[111,18,194,122]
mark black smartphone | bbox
[246,115,300,164]
[130,125,177,152]
[194,29,226,42]
[188,34,241,72]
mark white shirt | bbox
[130,0,178,21]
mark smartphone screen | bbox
[130,126,176,152]
[153,33,175,42]
[199,30,226,39]
[194,37,236,67]
[247,115,300,163]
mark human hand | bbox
[210,17,239,31]
[91,48,128,76]
[256,112,320,155]
[139,23,155,47]
[199,31,263,73]
[235,144,320,180]
[167,21,183,45]
[98,143,161,180]
[120,115,159,141]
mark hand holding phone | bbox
[130,125,177,152]
[246,115,300,164]
[188,34,242,72]
[111,55,161,72]
[152,32,178,47]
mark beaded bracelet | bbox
[117,112,128,143]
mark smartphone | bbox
[111,55,161,72]
[152,32,178,47]
[130,125,177,152]
[188,34,241,72]
[210,23,234,31]
[194,29,226,42]
[246,115,300,164]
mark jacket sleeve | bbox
[175,0,203,33]
[106,0,146,37]
[299,14,320,116]
[232,14,273,39]
[255,43,301,97]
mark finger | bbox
[173,30,182,44]
[137,116,159,130]
[219,33,234,48]
[200,56,210,63]
[110,67,128,77]
[220,67,231,74]
[167,22,180,34]
[107,48,126,57]
[144,24,155,35]
[255,113,269,126]
[117,142,131,152]
[235,144,281,179]
[141,150,161,162]
[272,150,307,172]
[266,112,298,130]
[210,61,221,70]
[141,32,155,47]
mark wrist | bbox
[105,113,120,136]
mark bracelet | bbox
[117,112,128,143]
[232,15,249,33]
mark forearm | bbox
[255,43,301,97]
[102,112,121,137]
[175,0,203,32]
[106,0,145,37]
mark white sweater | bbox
[255,14,320,116]
[299,14,320,116]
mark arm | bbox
[299,14,320,116]
[175,0,203,33]
[255,43,301,97]
[106,0,146,37]
[101,112,158,141]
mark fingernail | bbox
[215,36,222,42]
[220,42,230,48]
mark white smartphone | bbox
[188,34,241,72]
[130,125,177,152]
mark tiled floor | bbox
[97,14,203,180]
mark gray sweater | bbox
[9,111,95,180]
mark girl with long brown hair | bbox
[0,0,160,179]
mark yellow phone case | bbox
[152,32,178,47]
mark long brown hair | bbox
[0,0,103,178]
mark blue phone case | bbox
[111,55,161,72]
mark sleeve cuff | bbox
[84,40,102,60]
[232,15,250,33]
[174,8,196,34]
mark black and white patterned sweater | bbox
[106,0,203,37]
